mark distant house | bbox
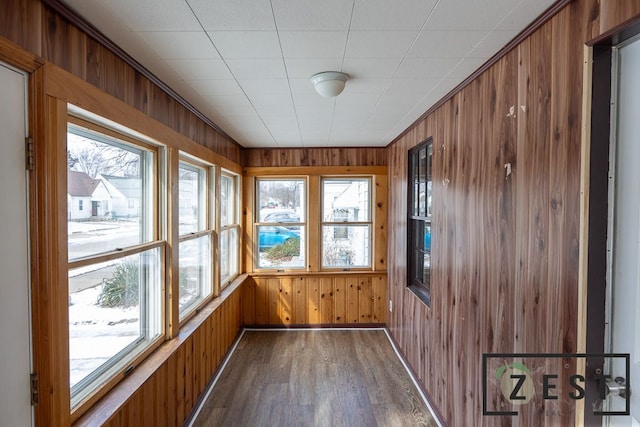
[99,174,142,218]
[67,171,116,220]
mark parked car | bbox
[262,211,300,223]
[258,226,300,251]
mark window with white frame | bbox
[67,122,163,409]
[255,178,306,269]
[219,171,240,286]
[321,178,371,269]
[178,160,214,319]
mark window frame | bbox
[66,117,166,411]
[407,138,433,306]
[253,176,307,271]
[320,176,373,271]
[219,169,241,287]
[177,158,215,321]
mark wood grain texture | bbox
[600,0,640,35]
[191,330,437,427]
[243,147,387,168]
[246,274,386,327]
[386,1,602,425]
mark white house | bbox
[98,174,142,219]
[67,171,115,220]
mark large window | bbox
[219,171,240,285]
[255,178,306,269]
[67,122,163,408]
[321,178,371,269]
[408,138,433,305]
[178,160,213,319]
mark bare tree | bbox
[68,137,140,178]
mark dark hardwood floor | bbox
[188,329,438,427]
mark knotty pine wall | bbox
[386,1,640,426]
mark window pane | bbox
[179,165,205,235]
[220,228,239,285]
[68,247,162,403]
[322,225,370,268]
[220,174,236,227]
[67,129,153,260]
[179,235,212,317]
[257,225,305,269]
[258,179,305,222]
[322,179,370,222]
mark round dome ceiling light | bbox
[310,71,349,97]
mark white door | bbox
[0,62,33,426]
[605,35,640,426]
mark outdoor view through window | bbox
[67,123,162,407]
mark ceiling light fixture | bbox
[310,71,349,97]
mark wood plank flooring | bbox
[189,330,438,427]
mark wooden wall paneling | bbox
[241,277,256,325]
[0,0,43,55]
[267,278,281,325]
[243,147,388,168]
[600,0,640,35]
[358,276,373,323]
[333,277,347,323]
[254,277,268,325]
[293,277,307,324]
[280,277,293,324]
[319,277,334,323]
[346,275,360,323]
[374,175,388,271]
[371,275,386,323]
[307,277,321,324]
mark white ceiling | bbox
[60,0,555,148]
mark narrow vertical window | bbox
[178,161,213,319]
[321,178,371,269]
[407,138,432,305]
[220,171,240,286]
[67,121,163,408]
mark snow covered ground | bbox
[68,284,140,387]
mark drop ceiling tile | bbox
[408,31,486,58]
[279,32,348,58]
[93,0,201,31]
[187,79,244,96]
[208,31,281,58]
[253,101,296,117]
[187,0,275,31]
[468,30,518,58]
[425,0,520,31]
[345,31,418,58]
[497,0,556,32]
[342,58,403,78]
[284,58,344,79]
[226,59,287,79]
[351,0,438,30]
[165,59,234,80]
[136,32,220,59]
[394,58,460,79]
[272,0,354,31]
[345,78,391,94]
[445,56,488,81]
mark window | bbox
[67,122,163,408]
[219,171,240,285]
[408,138,433,305]
[78,200,83,210]
[255,178,305,269]
[321,178,371,269]
[178,161,213,319]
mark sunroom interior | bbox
[1,0,639,426]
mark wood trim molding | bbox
[587,13,640,46]
[243,165,388,176]
[0,35,44,72]
[40,0,242,151]
[387,0,573,148]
